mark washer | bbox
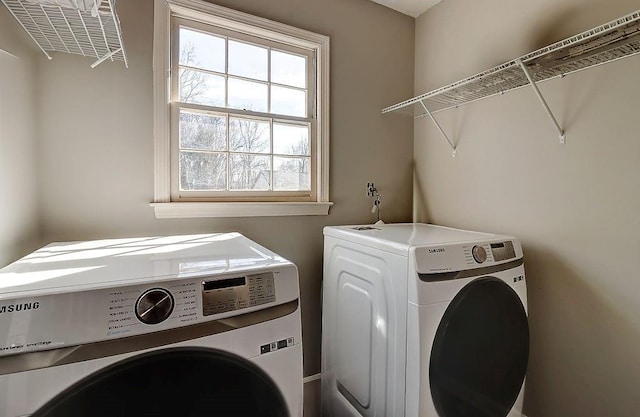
[0,233,303,417]
[322,223,528,417]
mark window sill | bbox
[150,201,333,218]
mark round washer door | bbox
[429,277,529,417]
[33,347,289,417]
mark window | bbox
[152,0,331,218]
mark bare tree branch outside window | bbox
[179,42,207,102]
[230,118,270,190]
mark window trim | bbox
[152,0,331,218]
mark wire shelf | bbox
[383,10,640,117]
[0,0,127,68]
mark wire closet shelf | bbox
[383,10,640,118]
[0,0,128,68]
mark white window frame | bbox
[151,0,331,218]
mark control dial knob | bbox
[472,245,487,263]
[135,288,174,325]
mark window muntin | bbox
[171,19,315,201]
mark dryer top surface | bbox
[0,233,292,299]
[324,223,508,255]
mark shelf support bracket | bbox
[419,100,457,157]
[91,47,122,68]
[516,59,566,143]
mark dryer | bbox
[0,233,303,416]
[321,223,528,417]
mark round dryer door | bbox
[32,348,288,417]
[429,277,529,417]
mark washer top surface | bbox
[324,223,507,256]
[0,233,290,299]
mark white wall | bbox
[34,0,414,414]
[414,1,640,416]
[0,7,39,266]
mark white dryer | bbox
[322,223,528,417]
[0,233,303,416]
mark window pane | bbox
[274,156,310,191]
[179,28,225,73]
[180,111,227,151]
[179,69,225,106]
[180,151,227,191]
[228,40,268,81]
[230,154,271,190]
[228,78,268,112]
[271,50,306,88]
[271,86,306,117]
[229,118,270,154]
[273,123,309,155]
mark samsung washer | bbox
[0,233,303,416]
[322,223,528,417]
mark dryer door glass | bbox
[429,277,528,417]
[32,347,288,417]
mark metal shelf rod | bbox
[516,59,566,143]
[78,9,100,60]
[60,7,85,56]
[39,4,70,53]
[108,0,127,68]
[95,11,111,62]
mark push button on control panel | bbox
[260,337,295,354]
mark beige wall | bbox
[414,1,639,416]
[0,7,40,266]
[33,0,414,414]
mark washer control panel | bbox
[202,272,276,316]
[0,262,297,356]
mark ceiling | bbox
[369,0,442,18]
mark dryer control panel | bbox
[414,239,522,274]
[465,241,516,265]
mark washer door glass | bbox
[32,347,288,417]
[429,277,529,417]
